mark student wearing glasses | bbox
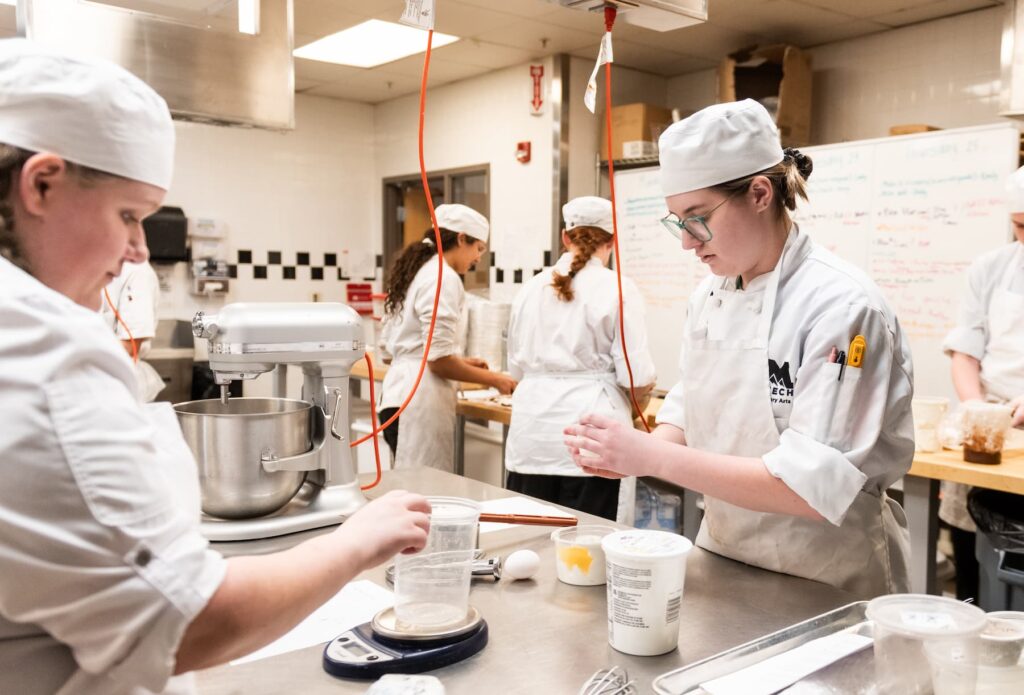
[564,100,914,598]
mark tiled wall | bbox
[666,6,1009,145]
[160,94,379,324]
[373,58,557,304]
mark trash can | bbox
[968,488,1024,611]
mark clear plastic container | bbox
[913,397,949,453]
[979,611,1024,667]
[867,594,988,695]
[962,402,1013,464]
[551,524,616,586]
[393,497,480,630]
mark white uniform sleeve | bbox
[0,364,225,692]
[414,265,463,361]
[506,290,525,381]
[611,278,657,388]
[112,264,159,340]
[942,257,989,361]
[762,303,909,526]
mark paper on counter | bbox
[700,631,872,695]
[231,580,393,665]
[458,388,500,401]
[479,497,576,534]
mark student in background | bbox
[378,204,516,470]
[505,196,655,523]
[940,164,1024,601]
[101,260,165,401]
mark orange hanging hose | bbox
[359,353,383,490]
[103,286,139,364]
[602,5,651,433]
[351,28,445,450]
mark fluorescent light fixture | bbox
[0,1,15,6]
[238,0,258,35]
[294,19,458,68]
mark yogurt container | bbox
[602,529,693,656]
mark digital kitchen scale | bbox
[322,606,488,680]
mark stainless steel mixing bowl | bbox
[174,397,311,519]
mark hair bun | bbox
[783,147,813,180]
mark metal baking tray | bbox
[654,601,875,694]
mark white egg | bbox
[502,549,540,581]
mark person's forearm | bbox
[647,442,824,521]
[175,533,366,673]
[652,422,686,445]
[428,355,497,386]
[625,383,655,416]
[951,352,985,402]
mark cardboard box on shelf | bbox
[889,124,942,136]
[719,45,812,147]
[600,103,673,162]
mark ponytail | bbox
[384,228,462,316]
[551,226,613,302]
[711,147,814,222]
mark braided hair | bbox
[551,225,613,302]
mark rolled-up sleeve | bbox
[414,266,463,361]
[942,258,990,361]
[762,303,908,525]
[0,366,225,693]
[611,278,657,388]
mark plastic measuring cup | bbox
[962,402,1013,464]
[867,594,987,695]
[551,524,616,586]
[602,529,693,656]
[393,496,480,629]
[912,397,949,453]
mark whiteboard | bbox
[606,123,1019,397]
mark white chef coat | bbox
[940,241,1024,532]
[505,253,656,476]
[658,229,915,527]
[378,255,465,470]
[100,261,164,401]
[943,241,1024,401]
[0,256,226,695]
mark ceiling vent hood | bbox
[18,0,295,130]
[549,0,707,32]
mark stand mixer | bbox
[177,302,367,542]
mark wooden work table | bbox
[904,447,1024,594]
[350,353,485,392]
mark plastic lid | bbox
[601,529,693,560]
[426,496,481,522]
[866,594,987,638]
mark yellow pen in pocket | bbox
[848,334,866,368]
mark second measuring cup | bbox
[393,496,481,630]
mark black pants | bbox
[946,522,980,602]
[378,408,400,458]
[506,471,620,521]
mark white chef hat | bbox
[0,39,175,191]
[1006,166,1024,214]
[435,204,489,243]
[659,99,784,197]
[563,196,614,234]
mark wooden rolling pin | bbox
[478,513,578,527]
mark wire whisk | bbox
[579,665,637,695]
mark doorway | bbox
[383,165,490,292]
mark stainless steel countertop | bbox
[195,468,853,694]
